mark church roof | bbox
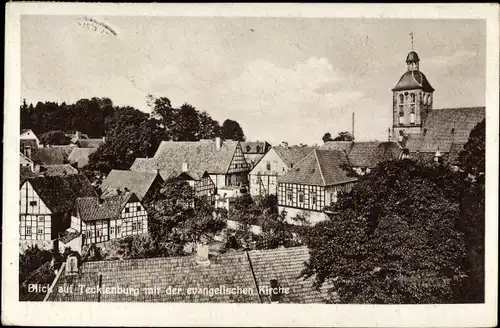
[392,70,434,92]
[321,141,403,168]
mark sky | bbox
[21,16,486,145]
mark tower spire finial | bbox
[409,32,414,50]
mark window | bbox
[246,145,251,152]
[256,146,261,153]
[409,112,415,124]
[136,206,141,212]
[29,201,37,207]
[97,230,103,237]
[25,226,32,236]
[116,226,121,235]
[37,227,44,235]
[287,188,293,201]
[125,207,130,214]
[110,226,115,236]
[311,193,317,205]
[410,93,416,103]
[266,162,271,171]
[38,216,44,222]
[298,191,304,203]
[132,222,137,232]
[331,191,338,204]
[138,222,142,231]
[399,94,404,104]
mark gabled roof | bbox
[392,70,434,92]
[76,193,138,222]
[273,146,316,168]
[278,149,356,186]
[40,164,79,177]
[130,139,241,177]
[241,141,271,154]
[67,147,98,168]
[25,174,98,213]
[100,170,163,200]
[76,139,104,148]
[21,129,35,135]
[31,146,74,165]
[321,141,402,168]
[47,246,329,303]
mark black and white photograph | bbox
[3,3,499,327]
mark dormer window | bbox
[399,94,404,104]
[256,145,261,153]
[266,162,271,171]
[410,93,416,103]
[423,128,427,136]
[451,128,455,135]
[246,145,251,152]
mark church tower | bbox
[392,45,435,142]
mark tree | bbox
[87,107,167,173]
[333,131,354,141]
[146,177,227,256]
[19,245,55,301]
[458,119,485,177]
[302,159,469,303]
[221,119,246,141]
[322,132,334,143]
[39,130,71,146]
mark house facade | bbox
[277,149,358,224]
[75,192,148,246]
[130,137,250,195]
[19,175,98,251]
[20,129,41,147]
[249,145,316,197]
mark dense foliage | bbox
[221,119,246,141]
[39,130,71,146]
[322,131,354,143]
[19,246,57,301]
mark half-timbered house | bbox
[130,137,249,195]
[19,175,97,250]
[75,192,148,246]
[249,145,316,197]
[277,149,358,224]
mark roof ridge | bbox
[313,149,327,186]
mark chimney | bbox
[116,188,122,196]
[195,243,210,266]
[215,137,222,150]
[182,162,189,172]
[24,146,32,160]
[102,136,106,143]
[281,141,289,149]
[352,112,355,141]
[388,128,392,142]
[76,131,81,140]
[65,255,79,276]
[98,197,104,205]
[124,187,129,193]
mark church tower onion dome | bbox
[392,50,434,92]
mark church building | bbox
[391,49,485,164]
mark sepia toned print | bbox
[3,3,499,328]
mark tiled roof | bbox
[47,246,328,303]
[273,146,316,168]
[418,107,485,153]
[321,141,402,168]
[392,70,434,92]
[278,149,357,186]
[68,148,98,167]
[248,246,330,303]
[20,152,33,165]
[60,228,81,244]
[241,141,271,154]
[26,174,98,213]
[76,139,104,148]
[100,170,163,200]
[130,140,240,177]
[20,166,40,185]
[40,164,79,177]
[76,193,136,222]
[31,146,74,165]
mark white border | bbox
[3,3,499,327]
